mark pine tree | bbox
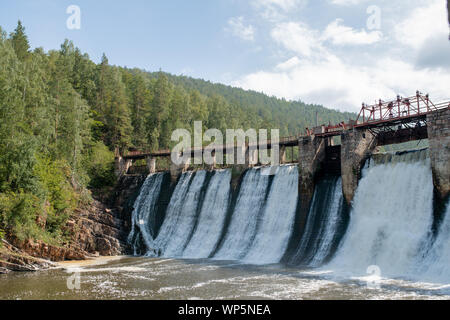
[127,73,151,148]
[94,55,132,151]
[10,20,30,61]
[148,72,171,150]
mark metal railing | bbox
[355,91,449,126]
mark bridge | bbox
[115,91,449,207]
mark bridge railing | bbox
[355,92,449,126]
[121,93,448,159]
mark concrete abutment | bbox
[427,108,450,199]
[340,129,377,204]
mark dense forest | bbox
[0,22,355,247]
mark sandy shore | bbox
[55,256,126,269]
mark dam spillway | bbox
[128,149,450,283]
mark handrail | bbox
[121,93,449,159]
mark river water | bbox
[1,256,449,300]
[1,150,449,300]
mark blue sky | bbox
[1,0,449,112]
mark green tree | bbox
[10,20,30,61]
[148,72,172,150]
[94,54,132,151]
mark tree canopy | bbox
[0,22,355,245]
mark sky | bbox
[0,0,449,112]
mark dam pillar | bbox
[146,156,156,174]
[340,129,377,204]
[427,107,450,199]
[170,154,190,183]
[229,144,246,166]
[279,145,287,164]
[245,145,258,167]
[208,150,216,170]
[298,135,326,222]
[114,155,132,178]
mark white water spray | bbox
[146,171,200,257]
[294,177,345,267]
[182,170,232,259]
[243,165,298,265]
[328,155,434,278]
[213,168,270,261]
[128,173,164,252]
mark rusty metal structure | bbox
[120,91,450,161]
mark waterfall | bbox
[289,176,348,267]
[327,151,435,278]
[127,173,164,254]
[242,165,298,265]
[127,148,449,285]
[419,202,450,283]
[182,170,231,259]
[151,171,207,257]
[212,168,270,261]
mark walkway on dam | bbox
[121,92,449,160]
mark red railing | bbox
[121,91,449,158]
[355,91,449,126]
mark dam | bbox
[117,92,450,206]
[1,93,449,300]
[123,93,450,286]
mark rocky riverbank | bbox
[0,174,147,274]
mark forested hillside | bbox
[0,22,355,246]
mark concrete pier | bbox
[146,157,156,174]
[114,155,132,178]
[245,145,258,167]
[279,145,287,164]
[170,155,190,183]
[340,129,377,204]
[298,136,326,215]
[427,108,450,199]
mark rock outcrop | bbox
[0,240,55,273]
[1,174,147,273]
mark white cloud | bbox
[271,22,323,57]
[329,0,368,6]
[226,16,256,41]
[233,55,450,112]
[252,0,308,20]
[323,19,382,45]
[230,0,450,112]
[255,0,305,11]
[394,0,448,49]
[275,56,301,70]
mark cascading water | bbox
[182,170,231,259]
[419,202,450,283]
[127,148,449,287]
[151,171,207,257]
[127,173,164,254]
[289,176,348,267]
[326,150,435,278]
[212,168,271,261]
[242,165,299,265]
